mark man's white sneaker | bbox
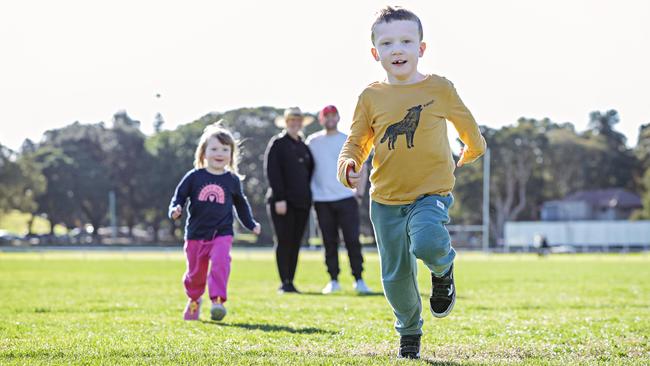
[321,280,341,294]
[354,279,372,294]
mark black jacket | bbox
[264,132,314,209]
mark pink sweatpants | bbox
[183,235,233,303]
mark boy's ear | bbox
[371,47,380,61]
[419,42,427,57]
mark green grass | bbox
[0,210,67,236]
[0,250,648,365]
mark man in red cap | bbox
[306,105,372,294]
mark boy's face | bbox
[371,20,425,82]
[205,137,231,172]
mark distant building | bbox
[541,189,642,221]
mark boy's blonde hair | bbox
[194,121,242,177]
[371,6,423,44]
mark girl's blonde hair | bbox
[194,121,242,177]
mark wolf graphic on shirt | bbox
[380,99,434,150]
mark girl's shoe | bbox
[210,302,227,321]
[183,298,202,321]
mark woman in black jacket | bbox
[264,107,315,293]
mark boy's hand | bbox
[171,205,182,220]
[253,223,261,235]
[347,161,361,188]
[275,200,287,215]
[456,147,466,168]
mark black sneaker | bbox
[278,282,300,294]
[285,282,300,293]
[398,334,421,359]
[430,264,455,318]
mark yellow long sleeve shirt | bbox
[337,74,486,205]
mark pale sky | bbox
[1,0,649,152]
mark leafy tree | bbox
[0,144,22,214]
[38,122,113,242]
[15,143,47,234]
[449,140,483,226]
[630,170,650,220]
[582,110,638,191]
[31,146,79,234]
[0,143,46,230]
[106,111,151,237]
[635,123,650,169]
[143,127,196,242]
[153,113,165,133]
[484,118,548,242]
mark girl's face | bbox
[204,136,232,173]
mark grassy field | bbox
[0,250,648,365]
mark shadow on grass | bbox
[420,359,464,365]
[203,321,337,335]
[467,303,648,311]
[29,306,136,314]
[299,291,384,297]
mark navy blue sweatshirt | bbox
[168,169,257,240]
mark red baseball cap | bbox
[318,105,339,121]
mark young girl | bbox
[169,122,261,321]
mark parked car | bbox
[0,230,21,245]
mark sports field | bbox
[0,250,648,365]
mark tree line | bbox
[1,107,648,245]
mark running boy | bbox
[337,6,486,359]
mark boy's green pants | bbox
[370,194,455,336]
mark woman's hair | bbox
[193,121,242,177]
